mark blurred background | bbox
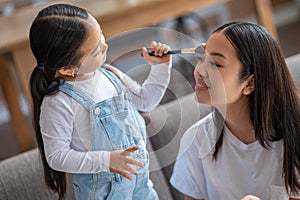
[0,0,299,160]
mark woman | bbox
[170,21,300,200]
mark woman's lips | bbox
[195,77,208,91]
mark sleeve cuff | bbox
[98,151,111,172]
[151,60,172,70]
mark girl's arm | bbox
[40,95,143,178]
[121,61,171,112]
[108,60,172,112]
[116,41,172,112]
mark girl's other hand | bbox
[142,41,171,64]
[109,146,144,180]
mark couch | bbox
[0,92,212,200]
[0,54,299,200]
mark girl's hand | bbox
[109,146,144,180]
[142,41,171,64]
[241,195,261,200]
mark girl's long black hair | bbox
[29,4,89,199]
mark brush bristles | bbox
[181,48,196,53]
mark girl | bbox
[29,3,172,200]
[170,21,300,200]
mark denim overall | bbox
[59,68,158,200]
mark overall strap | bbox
[59,82,95,110]
[99,67,123,95]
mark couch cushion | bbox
[0,93,209,200]
[286,53,300,90]
[145,93,212,199]
[0,148,74,200]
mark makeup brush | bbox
[145,45,205,57]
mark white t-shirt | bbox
[40,62,171,174]
[170,112,300,200]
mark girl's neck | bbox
[63,71,96,82]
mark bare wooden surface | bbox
[254,0,279,39]
[0,0,278,152]
[0,57,34,151]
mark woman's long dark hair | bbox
[212,21,300,194]
[29,4,89,199]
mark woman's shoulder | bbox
[185,112,215,133]
[178,112,219,159]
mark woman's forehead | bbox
[206,32,235,57]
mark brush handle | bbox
[141,49,181,57]
[147,50,181,56]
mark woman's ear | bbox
[57,66,78,77]
[242,74,255,95]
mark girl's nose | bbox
[101,42,108,54]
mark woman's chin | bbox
[194,93,211,105]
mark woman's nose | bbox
[195,61,208,78]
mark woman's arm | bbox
[184,195,196,200]
[241,195,260,200]
[184,195,202,200]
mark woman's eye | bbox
[199,57,205,62]
[196,54,205,62]
[210,62,222,67]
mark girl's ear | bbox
[242,74,255,95]
[57,66,78,77]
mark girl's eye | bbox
[93,45,101,56]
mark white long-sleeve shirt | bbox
[40,62,171,173]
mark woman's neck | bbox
[221,101,256,144]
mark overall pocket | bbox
[100,110,145,148]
